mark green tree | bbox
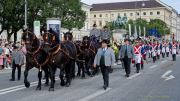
[0,0,86,41]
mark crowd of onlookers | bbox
[0,39,26,70]
[0,39,13,70]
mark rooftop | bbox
[91,0,164,11]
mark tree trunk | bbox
[14,32,17,43]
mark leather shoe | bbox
[103,85,107,90]
[125,74,130,77]
[9,79,15,81]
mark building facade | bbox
[87,0,180,40]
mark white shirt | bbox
[4,48,10,55]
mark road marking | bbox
[161,60,167,64]
[78,88,111,101]
[161,70,172,78]
[165,75,175,81]
[161,70,175,81]
[127,73,141,80]
[0,77,59,95]
[149,65,157,69]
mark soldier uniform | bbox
[152,42,157,63]
[172,41,177,61]
[133,42,142,73]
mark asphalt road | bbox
[0,54,179,101]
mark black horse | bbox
[21,31,50,90]
[42,32,77,91]
[76,36,98,78]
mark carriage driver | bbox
[90,24,101,42]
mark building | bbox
[88,0,180,40]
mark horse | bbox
[21,31,50,90]
[76,36,98,78]
[42,31,77,91]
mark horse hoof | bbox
[24,82,30,88]
[36,86,41,90]
[44,83,49,86]
[81,76,85,79]
[49,87,54,91]
[77,73,81,77]
[66,83,70,87]
[61,82,66,86]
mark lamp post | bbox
[140,0,145,38]
[24,0,27,30]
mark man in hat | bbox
[119,39,134,77]
[90,24,101,42]
[100,26,111,43]
[10,44,24,81]
[94,39,115,90]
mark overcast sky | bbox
[81,0,180,13]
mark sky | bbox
[81,0,180,13]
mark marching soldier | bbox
[171,40,178,61]
[152,41,157,63]
[165,40,170,57]
[140,41,147,70]
[93,40,115,90]
[119,39,134,77]
[133,40,142,73]
[148,42,152,58]
[156,41,161,59]
[161,40,166,58]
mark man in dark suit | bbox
[94,40,115,90]
[119,39,134,77]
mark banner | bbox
[128,24,131,37]
[33,21,41,37]
[47,18,61,40]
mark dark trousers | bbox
[11,62,21,80]
[172,54,176,61]
[136,63,140,73]
[166,52,169,57]
[100,65,109,87]
[123,57,131,75]
[153,56,156,63]
[157,55,160,59]
[162,53,165,58]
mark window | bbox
[111,14,114,17]
[157,11,160,15]
[150,12,153,15]
[118,13,121,16]
[130,13,133,16]
[124,13,127,16]
[136,12,140,16]
[94,14,96,18]
[105,14,108,17]
[99,21,102,27]
[99,14,102,18]
[143,12,146,15]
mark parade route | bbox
[0,55,179,101]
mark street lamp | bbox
[24,0,27,30]
[139,0,145,38]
